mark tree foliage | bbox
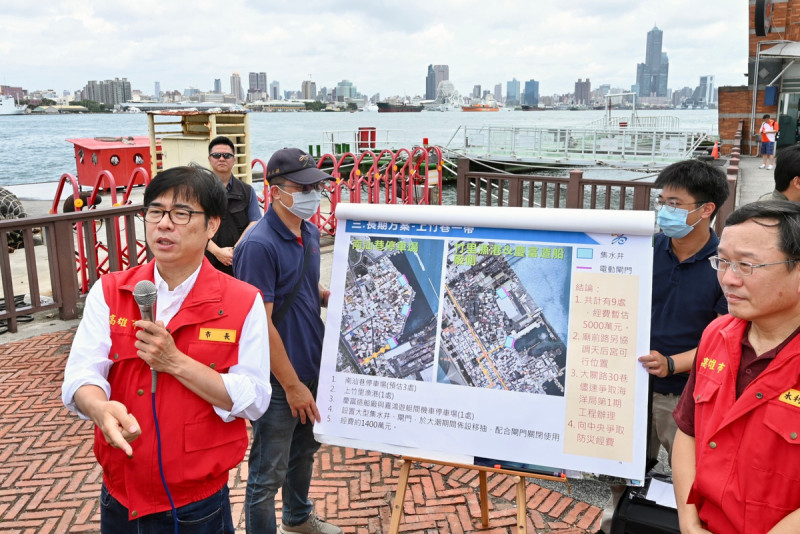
[304,101,326,111]
[68,99,109,113]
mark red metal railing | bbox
[51,167,151,293]
[42,147,443,294]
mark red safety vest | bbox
[98,259,257,520]
[760,119,779,142]
[688,315,800,533]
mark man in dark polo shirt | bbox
[673,200,800,533]
[637,160,729,466]
[234,148,339,534]
[205,136,261,275]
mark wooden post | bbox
[52,218,80,321]
[456,158,470,206]
[566,169,584,209]
[507,177,523,207]
[479,471,489,527]
[516,476,527,532]
[389,459,411,534]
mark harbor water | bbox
[0,109,718,187]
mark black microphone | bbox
[133,280,158,392]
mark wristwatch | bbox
[665,354,675,376]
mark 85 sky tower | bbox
[636,25,669,98]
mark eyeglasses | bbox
[143,206,205,225]
[708,255,798,276]
[278,182,326,193]
[210,152,235,160]
[653,198,707,213]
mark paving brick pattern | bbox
[0,330,601,533]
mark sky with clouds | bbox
[1,0,749,99]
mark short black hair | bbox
[144,165,227,220]
[208,135,234,154]
[763,114,771,119]
[654,159,730,218]
[774,144,800,192]
[725,200,800,264]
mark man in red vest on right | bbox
[673,200,800,533]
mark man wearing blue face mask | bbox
[637,159,730,469]
[233,148,340,534]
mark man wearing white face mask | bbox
[233,148,340,534]
[637,160,730,470]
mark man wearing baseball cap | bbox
[234,148,340,534]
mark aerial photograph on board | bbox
[337,235,444,381]
[438,240,571,396]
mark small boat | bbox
[520,105,544,111]
[461,103,499,112]
[377,101,423,113]
[0,94,25,115]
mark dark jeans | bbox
[100,483,234,534]
[245,380,321,534]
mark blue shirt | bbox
[651,231,727,395]
[233,208,324,382]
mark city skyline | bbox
[2,1,747,98]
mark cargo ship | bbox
[0,95,25,115]
[377,101,423,113]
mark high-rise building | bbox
[301,80,317,100]
[506,78,520,105]
[523,79,539,106]
[270,80,280,100]
[425,64,449,100]
[472,85,481,99]
[248,72,267,101]
[494,83,503,103]
[635,26,669,97]
[1,85,24,101]
[230,72,244,101]
[426,65,436,100]
[693,75,715,105]
[249,72,267,92]
[336,80,356,101]
[154,81,161,101]
[574,78,591,105]
[214,78,222,93]
[81,78,132,106]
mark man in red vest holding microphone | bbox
[62,165,272,533]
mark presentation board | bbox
[315,203,655,482]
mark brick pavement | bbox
[0,330,601,533]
